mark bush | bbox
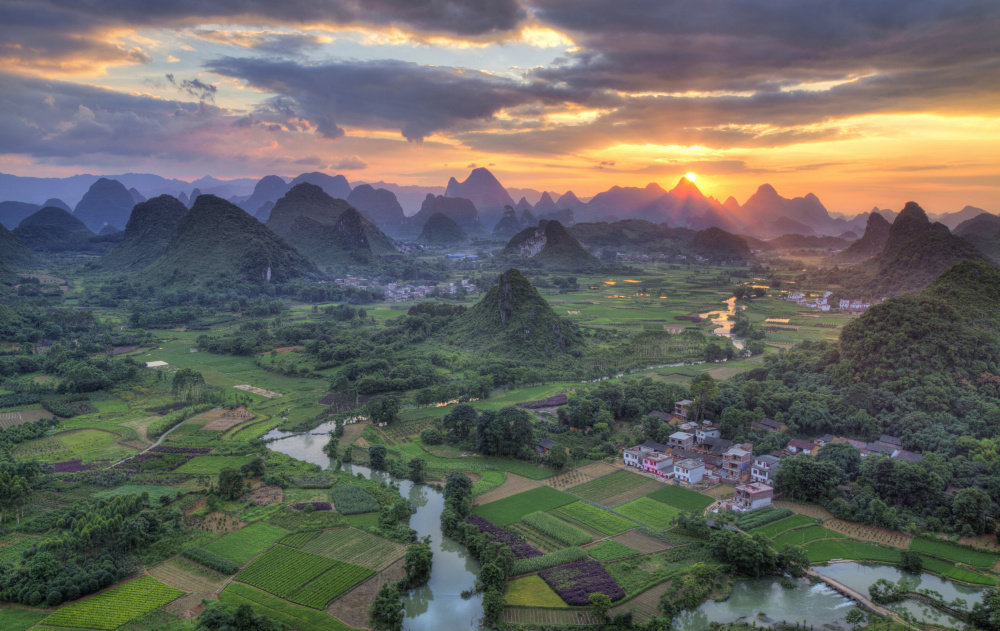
[182,546,240,574]
[735,507,793,530]
[419,428,443,445]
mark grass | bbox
[95,484,182,501]
[0,535,38,565]
[471,471,506,496]
[804,539,903,564]
[772,525,848,548]
[645,485,714,512]
[0,608,49,631]
[568,470,656,506]
[550,502,637,536]
[220,582,357,631]
[203,521,289,566]
[587,540,638,562]
[909,537,999,569]
[472,487,577,526]
[41,576,183,630]
[173,455,255,474]
[506,575,568,608]
[919,555,997,586]
[750,514,817,539]
[615,497,681,530]
[521,511,593,546]
[236,545,338,598]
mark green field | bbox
[12,428,133,464]
[645,485,714,512]
[288,562,374,609]
[568,470,653,505]
[203,522,289,566]
[615,497,681,530]
[0,607,48,631]
[297,527,407,571]
[471,471,506,496]
[551,501,637,535]
[506,575,568,608]
[174,455,256,474]
[236,545,338,598]
[472,487,577,526]
[909,537,999,569]
[220,582,358,631]
[587,540,638,562]
[750,514,817,539]
[919,555,997,586]
[95,484,182,501]
[0,536,38,565]
[804,539,903,564]
[771,525,847,548]
[41,576,183,630]
[521,511,593,546]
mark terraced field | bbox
[203,521,289,566]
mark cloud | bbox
[166,74,218,102]
[332,155,368,170]
[204,57,571,142]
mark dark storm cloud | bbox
[204,57,574,142]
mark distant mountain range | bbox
[1,168,994,241]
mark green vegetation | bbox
[0,607,48,631]
[297,528,406,570]
[41,576,183,630]
[735,507,793,530]
[771,525,848,548]
[181,546,240,574]
[749,514,817,539]
[521,511,593,546]
[587,540,638,562]
[220,583,356,631]
[472,487,577,526]
[505,575,568,607]
[287,562,374,609]
[803,540,903,564]
[471,471,506,496]
[174,455,256,474]
[909,537,998,570]
[235,545,338,598]
[511,546,589,575]
[203,521,289,566]
[568,470,652,505]
[550,501,636,535]
[645,485,714,512]
[615,497,681,530]
[330,485,380,514]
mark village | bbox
[783,290,884,313]
[333,275,478,302]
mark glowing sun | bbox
[684,172,697,182]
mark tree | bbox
[773,455,846,502]
[482,587,505,626]
[589,592,613,622]
[171,368,206,402]
[403,537,433,588]
[845,608,866,631]
[217,467,244,500]
[408,457,427,484]
[816,441,862,479]
[442,404,477,441]
[369,445,388,471]
[953,487,993,535]
[323,435,340,458]
[370,582,405,631]
[240,456,266,478]
[549,448,568,470]
[689,374,718,422]
[478,562,506,593]
[900,550,923,574]
[779,544,809,577]
[366,396,401,426]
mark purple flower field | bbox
[51,459,94,473]
[539,560,626,606]
[293,502,333,511]
[466,515,542,560]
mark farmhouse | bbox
[673,459,705,484]
[535,439,557,455]
[668,432,695,450]
[751,455,781,485]
[695,424,721,444]
[734,482,774,511]
[787,438,817,455]
[719,444,753,484]
[624,440,668,468]
[750,417,782,433]
[642,452,674,478]
[674,399,693,419]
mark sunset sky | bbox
[1,1,997,214]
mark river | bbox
[699,297,745,350]
[266,424,484,631]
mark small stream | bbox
[266,426,484,631]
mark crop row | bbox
[522,511,593,546]
[586,540,638,562]
[735,507,793,530]
[204,521,289,566]
[551,501,636,536]
[236,546,339,598]
[614,497,679,530]
[539,559,626,606]
[288,562,375,609]
[41,576,183,630]
[330,485,380,515]
[182,546,239,574]
[512,546,589,575]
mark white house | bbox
[695,425,721,444]
[673,459,705,484]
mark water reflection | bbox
[699,297,746,350]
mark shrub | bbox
[522,511,593,546]
[182,547,239,574]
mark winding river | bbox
[699,297,746,350]
[266,423,484,631]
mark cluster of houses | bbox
[784,291,882,313]
[621,399,921,513]
[332,276,478,302]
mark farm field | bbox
[472,487,577,526]
[909,537,999,569]
[822,519,911,548]
[41,576,183,630]
[645,485,714,512]
[297,528,407,571]
[471,471,506,496]
[615,497,681,530]
[587,540,639,562]
[611,530,673,554]
[0,535,39,564]
[236,545,338,598]
[95,484,182,501]
[521,511,593,546]
[568,470,663,507]
[174,455,256,474]
[0,607,48,631]
[804,539,903,564]
[473,473,541,506]
[551,501,637,536]
[203,521,289,566]
[220,583,356,631]
[772,500,833,520]
[771,525,848,548]
[148,557,229,594]
[288,562,374,609]
[919,556,997,586]
[12,428,133,464]
[750,514,817,539]
[506,575,568,607]
[542,468,594,490]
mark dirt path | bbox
[108,420,186,468]
[473,473,542,506]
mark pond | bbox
[814,563,980,628]
[699,297,746,350]
[672,578,855,631]
[266,430,483,630]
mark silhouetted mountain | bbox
[839,231,859,241]
[520,208,536,227]
[253,201,275,222]
[416,213,470,247]
[0,224,39,270]
[177,192,189,206]
[933,206,990,231]
[502,220,605,271]
[102,195,189,271]
[514,197,533,214]
[533,192,559,214]
[20,206,91,232]
[839,202,989,297]
[14,206,104,254]
[570,219,692,256]
[347,184,406,235]
[290,172,351,200]
[98,225,121,235]
[0,202,41,229]
[689,227,753,262]
[492,207,523,241]
[141,195,315,287]
[239,175,290,217]
[586,183,667,220]
[447,268,584,358]
[266,183,397,267]
[188,189,201,208]
[746,215,816,237]
[759,234,852,251]
[833,213,892,263]
[556,191,584,212]
[72,178,135,232]
[353,181,445,215]
[408,195,487,239]
[43,198,72,213]
[537,208,576,226]
[738,184,846,237]
[953,213,1000,264]
[444,168,515,229]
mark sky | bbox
[0,0,998,214]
